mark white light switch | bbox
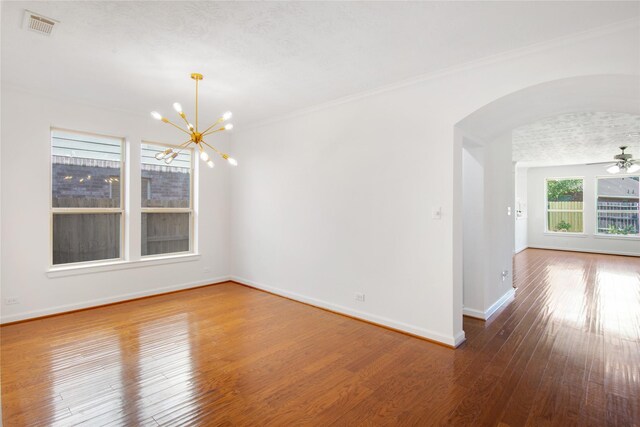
[507,206,512,216]
[432,207,442,220]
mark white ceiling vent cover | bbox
[23,10,59,36]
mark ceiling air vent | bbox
[23,10,59,36]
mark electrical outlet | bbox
[432,207,442,220]
[5,297,19,305]
[355,293,365,302]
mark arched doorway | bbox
[453,74,640,328]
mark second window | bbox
[141,143,194,256]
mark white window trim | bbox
[594,174,640,239]
[47,253,201,278]
[593,234,640,241]
[543,232,588,238]
[49,128,126,268]
[544,176,585,234]
[141,141,195,257]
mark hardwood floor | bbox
[2,249,639,426]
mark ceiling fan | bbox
[587,146,640,174]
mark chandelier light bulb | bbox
[607,164,621,174]
[223,111,232,121]
[627,163,640,173]
[227,157,238,166]
[155,148,172,160]
[207,160,215,168]
[151,111,163,120]
[187,123,194,131]
[165,152,178,164]
[200,151,210,161]
[224,123,234,131]
[173,102,183,113]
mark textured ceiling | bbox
[2,1,639,126]
[513,112,640,167]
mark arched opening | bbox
[453,74,640,330]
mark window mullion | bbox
[52,208,123,214]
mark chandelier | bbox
[151,73,236,168]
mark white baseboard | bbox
[0,275,231,324]
[231,275,464,348]
[453,330,467,347]
[528,245,640,257]
[463,288,515,321]
[486,288,516,319]
[462,307,485,319]
[514,246,528,254]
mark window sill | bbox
[543,232,588,238]
[593,234,640,241]
[47,253,201,278]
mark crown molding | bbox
[242,18,639,131]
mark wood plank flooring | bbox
[2,249,639,426]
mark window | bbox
[546,178,584,233]
[596,176,639,236]
[141,143,193,256]
[51,129,124,265]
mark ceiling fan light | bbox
[173,102,183,113]
[151,111,163,120]
[627,163,640,173]
[607,164,620,174]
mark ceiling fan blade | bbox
[585,161,614,165]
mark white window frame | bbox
[544,177,584,234]
[140,141,195,258]
[49,128,126,268]
[594,174,640,238]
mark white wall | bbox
[462,143,485,316]
[515,165,529,253]
[483,133,515,313]
[0,87,231,323]
[229,25,639,346]
[527,164,640,256]
[462,133,515,320]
